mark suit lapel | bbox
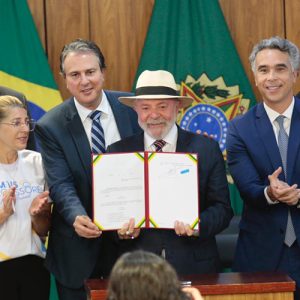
[287,98,300,183]
[65,99,93,184]
[106,90,134,138]
[255,104,284,179]
[129,133,145,151]
[176,126,191,152]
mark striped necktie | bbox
[276,115,296,247]
[89,110,106,154]
[154,140,166,152]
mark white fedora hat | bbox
[119,70,193,109]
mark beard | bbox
[138,117,175,140]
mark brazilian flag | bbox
[135,0,256,215]
[0,0,62,121]
[0,1,61,299]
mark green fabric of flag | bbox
[0,0,62,121]
[135,0,256,215]
[0,1,61,299]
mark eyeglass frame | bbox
[0,119,36,131]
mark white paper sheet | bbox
[93,153,145,230]
[148,153,199,229]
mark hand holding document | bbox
[93,152,199,231]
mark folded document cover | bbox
[92,152,199,230]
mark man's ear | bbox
[293,69,299,81]
[101,68,106,80]
[177,100,183,110]
[133,100,138,112]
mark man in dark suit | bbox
[0,86,36,150]
[107,70,233,275]
[35,39,141,300]
[227,36,300,299]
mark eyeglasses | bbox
[0,119,36,131]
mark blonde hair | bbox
[0,95,26,121]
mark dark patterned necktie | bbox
[153,140,166,152]
[89,110,105,154]
[276,115,296,247]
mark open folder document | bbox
[93,152,199,230]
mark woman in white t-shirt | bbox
[0,95,51,300]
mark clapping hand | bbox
[2,186,16,217]
[29,191,50,216]
[268,167,300,206]
[29,191,52,237]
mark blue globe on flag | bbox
[180,104,228,153]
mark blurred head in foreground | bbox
[107,250,195,300]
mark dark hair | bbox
[0,95,26,121]
[59,38,106,75]
[107,250,190,300]
[249,36,300,72]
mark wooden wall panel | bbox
[27,0,46,49]
[28,0,300,101]
[219,0,285,101]
[285,0,300,46]
[285,0,300,95]
[89,0,154,92]
[45,0,90,99]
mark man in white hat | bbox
[107,70,233,275]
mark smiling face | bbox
[254,49,297,112]
[0,107,29,154]
[63,51,105,110]
[134,99,181,139]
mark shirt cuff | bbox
[264,186,279,205]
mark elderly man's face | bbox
[134,99,181,139]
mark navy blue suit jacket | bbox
[35,91,141,288]
[107,127,233,275]
[227,98,300,271]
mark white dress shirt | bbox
[263,98,294,204]
[144,124,178,152]
[74,91,121,150]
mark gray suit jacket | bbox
[35,90,141,288]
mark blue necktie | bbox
[276,115,296,247]
[154,140,166,152]
[89,110,106,154]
